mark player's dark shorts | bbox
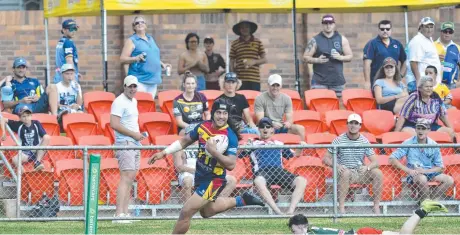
[407,172,441,184]
[194,178,227,202]
[255,167,297,189]
[23,150,37,162]
[356,227,383,235]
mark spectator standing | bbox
[434,22,460,89]
[54,19,80,83]
[323,114,383,214]
[390,118,454,201]
[363,20,407,90]
[110,75,146,223]
[56,64,83,125]
[1,58,58,116]
[229,20,267,91]
[405,17,442,92]
[120,16,171,99]
[303,14,353,97]
[204,37,226,90]
[178,33,209,91]
[254,74,305,140]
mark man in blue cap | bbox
[54,19,80,83]
[1,57,58,116]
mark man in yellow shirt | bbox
[426,65,454,109]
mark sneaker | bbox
[242,192,265,207]
[34,161,44,171]
[112,213,132,224]
[57,108,69,122]
[421,199,448,213]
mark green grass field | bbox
[0,217,458,234]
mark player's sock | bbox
[235,196,245,207]
[415,208,428,219]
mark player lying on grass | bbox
[149,99,264,234]
[289,199,448,235]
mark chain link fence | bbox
[0,142,460,221]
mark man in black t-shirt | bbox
[1,106,50,172]
[216,72,258,134]
[204,37,226,90]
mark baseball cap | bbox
[419,17,435,26]
[347,113,362,124]
[258,117,273,128]
[322,14,335,24]
[19,106,32,115]
[204,36,214,44]
[13,57,27,68]
[224,72,238,82]
[383,57,397,67]
[62,19,78,29]
[268,74,282,86]
[415,118,431,129]
[441,21,455,31]
[60,64,75,73]
[124,75,138,86]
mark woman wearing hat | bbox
[229,20,267,91]
[373,57,408,114]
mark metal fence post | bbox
[332,146,338,223]
[83,147,88,219]
[16,150,22,218]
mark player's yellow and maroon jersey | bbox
[189,120,238,183]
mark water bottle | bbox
[141,52,147,63]
[134,207,140,217]
[165,65,172,77]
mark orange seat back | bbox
[325,110,354,135]
[368,155,402,201]
[272,133,301,145]
[446,109,460,132]
[281,89,303,110]
[291,157,326,202]
[227,158,247,183]
[99,113,114,143]
[45,136,75,169]
[139,112,172,143]
[443,155,460,199]
[56,159,84,206]
[63,113,98,144]
[428,131,453,155]
[135,91,156,113]
[99,158,120,204]
[137,158,171,204]
[32,113,60,136]
[342,89,376,115]
[362,110,395,138]
[293,110,323,135]
[381,132,413,154]
[158,90,182,134]
[450,88,460,109]
[21,160,54,204]
[304,89,339,115]
[83,91,115,124]
[0,112,19,138]
[78,135,113,159]
[200,90,223,109]
[238,90,261,112]
[306,133,337,158]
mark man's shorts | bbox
[407,172,441,184]
[178,172,195,187]
[341,168,369,184]
[275,127,289,134]
[255,167,297,189]
[115,141,140,171]
[13,93,49,115]
[22,150,37,162]
[194,178,227,202]
[311,80,345,97]
[356,227,383,235]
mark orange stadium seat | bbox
[227,158,248,184]
[200,90,223,109]
[450,88,460,109]
[56,159,84,206]
[1,136,18,179]
[158,90,182,134]
[306,133,337,159]
[290,157,326,202]
[31,113,60,136]
[99,158,120,205]
[99,113,114,143]
[304,89,339,117]
[137,158,172,204]
[0,112,19,138]
[21,160,54,204]
[281,89,303,110]
[362,110,395,139]
[135,91,156,113]
[62,113,98,144]
[443,154,460,199]
[154,135,183,180]
[381,132,413,155]
[272,133,301,145]
[324,110,354,135]
[78,135,113,159]
[83,91,115,125]
[367,155,403,201]
[44,136,75,170]
[445,109,460,132]
[293,110,324,136]
[139,112,172,144]
[427,131,454,156]
[342,89,376,115]
[238,90,260,112]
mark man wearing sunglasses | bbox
[363,20,407,91]
[434,22,460,89]
[54,19,80,84]
[390,118,454,202]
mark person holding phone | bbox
[303,15,353,97]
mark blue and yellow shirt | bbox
[434,39,460,85]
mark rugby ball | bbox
[205,135,229,155]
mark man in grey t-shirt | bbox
[254,74,305,140]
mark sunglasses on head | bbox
[379,27,391,31]
[134,21,145,26]
[442,29,454,34]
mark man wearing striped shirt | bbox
[323,114,383,214]
[230,20,267,91]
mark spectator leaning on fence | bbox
[405,17,442,93]
[56,64,83,126]
[303,14,353,97]
[178,33,209,91]
[204,37,226,90]
[229,20,267,91]
[390,118,454,202]
[54,19,80,83]
[254,74,305,141]
[0,106,50,172]
[363,20,407,91]
[110,75,146,223]
[373,57,409,114]
[244,117,306,215]
[1,57,58,116]
[394,75,455,140]
[323,114,383,214]
[434,21,460,89]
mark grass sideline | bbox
[0,217,458,234]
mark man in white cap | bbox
[323,113,383,214]
[254,74,305,140]
[405,17,442,92]
[110,75,146,223]
[56,64,83,125]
